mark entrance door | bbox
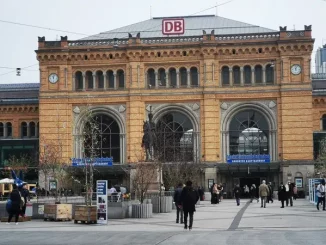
[240,177,260,198]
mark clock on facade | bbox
[48,73,59,84]
[290,64,302,75]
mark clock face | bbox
[48,73,59,84]
[291,65,302,75]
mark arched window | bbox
[117,70,125,88]
[190,67,199,87]
[233,66,241,85]
[156,112,195,162]
[169,68,177,87]
[0,123,3,137]
[83,114,120,162]
[244,66,252,85]
[255,65,263,84]
[6,122,12,137]
[179,67,187,87]
[322,115,326,130]
[229,110,269,156]
[30,122,36,137]
[158,68,166,87]
[107,70,114,89]
[86,71,93,89]
[147,68,155,88]
[96,70,104,89]
[21,122,28,138]
[266,64,274,84]
[75,71,83,90]
[222,66,230,86]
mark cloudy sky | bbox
[0,0,325,84]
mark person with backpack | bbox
[316,179,325,211]
[174,183,184,224]
[179,180,199,230]
[7,184,22,224]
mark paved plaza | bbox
[0,199,325,245]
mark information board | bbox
[96,180,108,224]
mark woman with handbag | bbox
[7,184,22,224]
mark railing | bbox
[312,73,326,79]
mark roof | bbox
[0,83,40,91]
[81,15,277,41]
[0,83,39,105]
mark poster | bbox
[295,178,303,188]
[96,180,108,224]
[38,205,44,215]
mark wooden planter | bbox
[74,205,97,224]
[44,204,72,221]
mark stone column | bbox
[92,72,97,90]
[82,73,86,91]
[176,71,180,88]
[114,72,117,90]
[187,69,191,88]
[198,72,200,87]
[240,67,244,86]
[263,67,266,85]
[145,72,148,88]
[251,68,255,85]
[72,75,76,91]
[103,73,107,90]
[229,70,233,86]
[166,72,169,88]
[27,122,30,137]
[155,71,158,88]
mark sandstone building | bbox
[1,15,321,193]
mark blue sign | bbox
[227,155,270,164]
[97,181,107,195]
[71,158,113,167]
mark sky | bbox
[0,0,325,84]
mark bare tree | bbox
[7,154,33,174]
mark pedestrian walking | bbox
[259,180,269,208]
[285,181,294,207]
[218,184,223,202]
[174,183,184,224]
[210,182,215,204]
[293,184,298,200]
[316,179,325,211]
[278,183,287,208]
[211,184,219,204]
[250,184,258,203]
[7,184,22,225]
[179,180,199,230]
[233,184,242,206]
[267,182,274,203]
[20,183,30,217]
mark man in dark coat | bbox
[233,184,242,206]
[7,184,22,224]
[179,180,199,230]
[20,183,30,217]
[174,183,184,224]
[267,182,274,203]
[278,183,287,208]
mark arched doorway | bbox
[155,112,195,162]
[83,114,120,162]
[229,110,269,156]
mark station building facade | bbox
[16,15,320,191]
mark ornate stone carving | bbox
[268,101,276,108]
[118,105,126,113]
[73,106,80,114]
[220,102,228,110]
[192,103,200,111]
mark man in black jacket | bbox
[7,184,21,224]
[174,183,183,224]
[179,181,199,230]
[20,183,30,217]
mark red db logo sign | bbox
[162,19,185,35]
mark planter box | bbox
[151,196,173,213]
[107,200,138,219]
[44,204,72,221]
[132,203,152,218]
[74,205,97,224]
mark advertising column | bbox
[96,180,108,224]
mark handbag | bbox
[18,191,25,209]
